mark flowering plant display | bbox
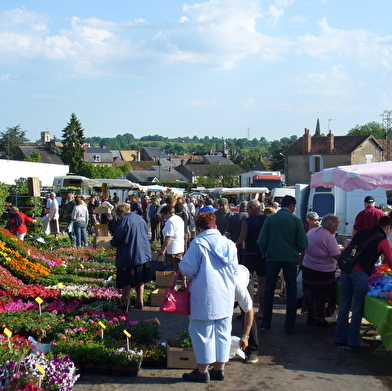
[0,334,34,361]
[110,347,144,367]
[0,264,25,295]
[0,352,79,391]
[0,311,64,342]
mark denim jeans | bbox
[335,269,369,346]
[73,221,87,247]
[263,261,297,330]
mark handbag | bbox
[337,232,383,273]
[159,269,190,316]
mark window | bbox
[365,154,373,164]
[93,155,101,162]
[313,193,334,217]
[309,155,323,173]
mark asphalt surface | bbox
[74,294,392,391]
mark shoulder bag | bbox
[337,232,383,273]
[159,269,190,316]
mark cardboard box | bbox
[94,236,113,250]
[155,271,176,287]
[95,207,111,214]
[150,288,167,307]
[96,224,109,237]
[166,338,196,369]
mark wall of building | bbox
[0,160,69,186]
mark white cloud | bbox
[297,18,392,69]
[239,97,254,109]
[268,4,284,27]
[0,73,14,83]
[296,65,359,99]
[0,2,294,74]
[185,99,225,108]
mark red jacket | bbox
[10,211,34,235]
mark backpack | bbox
[10,212,22,228]
[337,232,383,273]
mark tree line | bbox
[0,114,387,181]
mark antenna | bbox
[328,118,335,130]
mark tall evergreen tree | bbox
[61,113,86,174]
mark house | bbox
[126,165,188,184]
[140,147,170,161]
[84,147,114,167]
[175,155,240,184]
[13,145,64,165]
[283,128,384,185]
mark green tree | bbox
[0,182,10,217]
[25,151,41,162]
[207,164,240,187]
[0,125,29,159]
[61,113,86,174]
[233,153,259,172]
[347,121,386,139]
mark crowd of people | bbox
[8,188,392,383]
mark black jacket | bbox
[351,225,386,275]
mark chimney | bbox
[303,128,311,153]
[327,129,334,152]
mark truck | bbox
[295,184,387,235]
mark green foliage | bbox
[0,182,10,217]
[79,163,125,179]
[347,121,386,139]
[24,151,41,162]
[178,328,193,348]
[0,125,29,159]
[206,164,240,187]
[61,113,86,174]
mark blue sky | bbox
[1,0,392,143]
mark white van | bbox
[271,187,295,205]
[295,184,387,235]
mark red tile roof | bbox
[284,135,382,155]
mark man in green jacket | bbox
[257,195,308,334]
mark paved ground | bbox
[74,295,392,391]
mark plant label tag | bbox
[58,282,65,289]
[80,264,84,269]
[155,317,161,325]
[123,330,131,338]
[98,321,106,329]
[36,363,45,376]
[35,297,43,304]
[3,328,12,338]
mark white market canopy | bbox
[206,187,269,196]
[310,161,392,191]
[139,184,185,195]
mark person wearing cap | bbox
[214,198,234,235]
[352,196,385,237]
[305,212,321,232]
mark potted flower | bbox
[109,347,144,377]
